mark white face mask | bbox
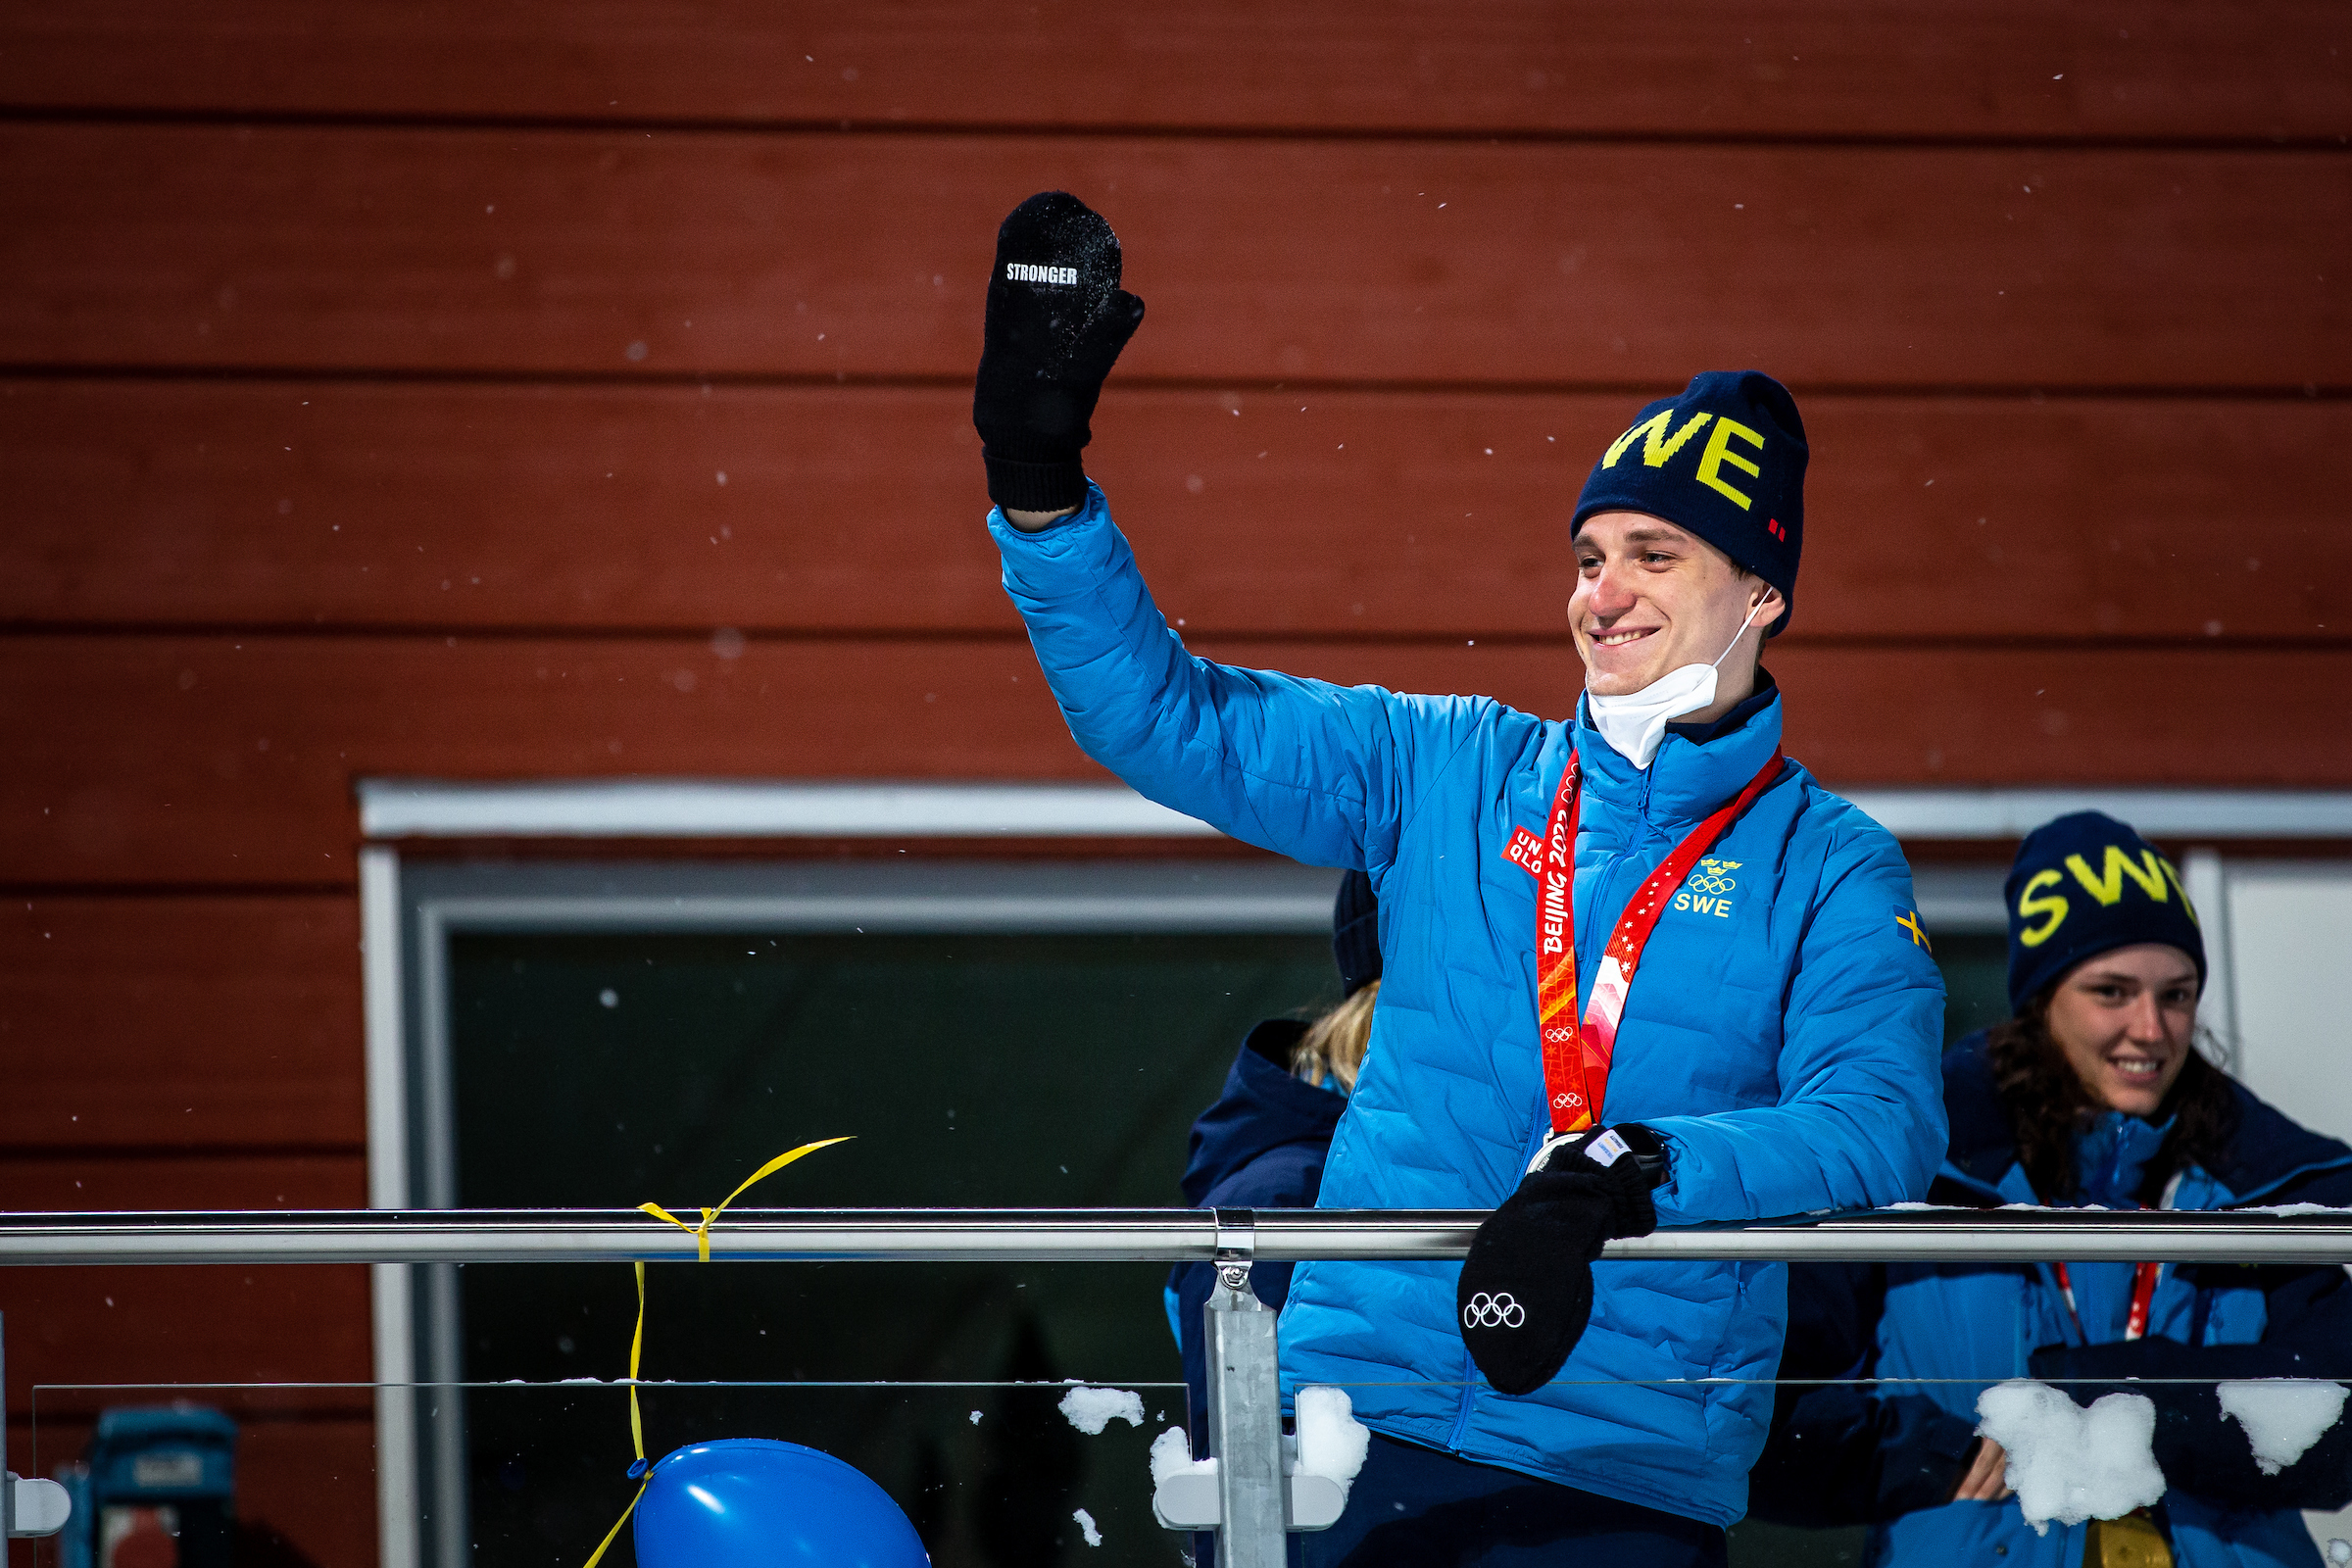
[1585,596,1768,770]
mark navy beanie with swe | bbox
[1572,370,1807,634]
[2003,810,2207,1015]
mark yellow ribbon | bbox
[582,1263,651,1568]
[628,1260,648,1466]
[580,1138,851,1567]
[581,1475,644,1568]
[638,1137,855,1262]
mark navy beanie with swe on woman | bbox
[2003,810,2207,1014]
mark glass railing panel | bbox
[9,1207,2352,1566]
[23,1370,2352,1566]
[1738,1372,2352,1567]
[25,1376,1188,1567]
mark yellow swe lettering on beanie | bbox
[2016,868,2069,947]
[2159,857,2201,924]
[1601,409,1713,470]
[1693,418,1765,509]
[2065,846,2170,907]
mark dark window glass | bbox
[443,920,2004,1563]
[1934,930,2012,1046]
[448,929,1336,1565]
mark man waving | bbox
[974,191,1946,1566]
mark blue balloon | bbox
[635,1439,931,1568]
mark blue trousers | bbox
[1295,1433,1728,1568]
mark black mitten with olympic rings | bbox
[1455,1124,1666,1396]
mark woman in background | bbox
[1755,811,2352,1566]
[1166,870,1379,1441]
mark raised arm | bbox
[972,192,1493,870]
[991,487,1492,870]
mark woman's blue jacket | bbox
[1758,1032,2352,1565]
[990,486,1948,1526]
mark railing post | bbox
[1,1309,74,1543]
[1206,1209,1287,1568]
[2,1309,11,1541]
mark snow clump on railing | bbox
[1058,1385,1146,1435]
[1294,1386,1372,1497]
[2217,1379,2350,1475]
[1976,1379,2165,1535]
[1151,1425,1216,1484]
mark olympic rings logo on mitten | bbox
[1462,1293,1526,1330]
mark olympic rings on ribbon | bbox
[1461,1293,1526,1330]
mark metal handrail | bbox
[0,1205,2347,1266]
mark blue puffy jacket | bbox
[990,486,1948,1525]
[1759,1033,2352,1566]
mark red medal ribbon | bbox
[2054,1259,2163,1344]
[1535,746,1786,1135]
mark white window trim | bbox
[356,777,2352,844]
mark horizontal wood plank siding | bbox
[7,638,2351,887]
[0,1152,366,1208]
[1,896,364,1147]
[2,9,2343,1558]
[1,1264,370,1391]
[4,380,2342,641]
[4,125,2344,388]
[1,2,2346,141]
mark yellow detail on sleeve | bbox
[2016,868,2069,947]
[1692,417,1765,509]
[1896,909,1934,952]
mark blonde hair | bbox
[1291,980,1379,1093]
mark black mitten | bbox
[1456,1124,1665,1396]
[973,191,1147,512]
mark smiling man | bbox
[973,192,1947,1565]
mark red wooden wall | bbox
[3,5,2348,1562]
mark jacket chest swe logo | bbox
[1671,858,1740,919]
[1503,830,1741,921]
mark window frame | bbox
[355,776,2343,1568]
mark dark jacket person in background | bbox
[1167,870,1381,1438]
[1754,811,2352,1568]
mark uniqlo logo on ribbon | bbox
[1502,826,1545,878]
